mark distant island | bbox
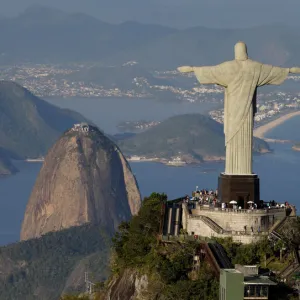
[117,120,160,132]
[118,114,270,166]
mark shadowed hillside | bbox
[0,80,89,174]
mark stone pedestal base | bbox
[218,173,260,209]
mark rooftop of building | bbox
[223,269,241,274]
[244,276,277,286]
[222,266,277,286]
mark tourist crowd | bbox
[184,189,219,205]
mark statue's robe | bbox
[193,60,289,174]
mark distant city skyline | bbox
[0,0,299,29]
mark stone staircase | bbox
[279,259,300,280]
[269,217,287,234]
[268,217,289,245]
[198,215,227,234]
[277,247,300,280]
[269,230,284,241]
[270,217,300,280]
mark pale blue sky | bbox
[0,0,299,29]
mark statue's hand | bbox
[290,67,300,74]
[177,66,194,73]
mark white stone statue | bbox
[178,41,300,175]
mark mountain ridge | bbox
[0,80,88,158]
[0,7,300,68]
[0,80,89,175]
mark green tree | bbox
[162,264,218,300]
[111,192,219,299]
[112,192,167,267]
[280,217,300,247]
[155,242,196,283]
[0,224,110,300]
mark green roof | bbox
[244,276,277,286]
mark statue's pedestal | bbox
[218,173,260,208]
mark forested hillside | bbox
[0,225,111,300]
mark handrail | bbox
[278,247,300,279]
[189,214,268,236]
[270,231,283,240]
[195,206,285,215]
[279,262,300,279]
[269,217,287,233]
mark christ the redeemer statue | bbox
[178,42,300,175]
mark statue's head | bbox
[234,41,248,61]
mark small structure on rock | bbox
[72,122,92,133]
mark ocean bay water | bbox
[0,97,300,246]
[0,161,41,246]
[44,97,221,134]
[265,113,300,142]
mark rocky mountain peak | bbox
[20,123,141,240]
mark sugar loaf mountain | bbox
[118,114,270,164]
[21,123,141,240]
[0,81,142,299]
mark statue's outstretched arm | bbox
[289,67,300,74]
[177,66,194,73]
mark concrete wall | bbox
[183,204,285,244]
[220,269,244,300]
[163,203,182,236]
[186,217,265,244]
[167,203,286,244]
[190,206,285,233]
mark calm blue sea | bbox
[0,98,299,246]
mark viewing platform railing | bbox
[190,204,285,215]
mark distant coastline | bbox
[292,145,300,152]
[254,110,300,139]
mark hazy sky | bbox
[0,0,299,29]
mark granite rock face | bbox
[103,269,151,300]
[20,124,141,241]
